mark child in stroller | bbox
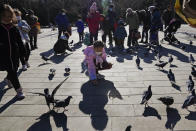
[162,19,181,44]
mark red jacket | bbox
[86,12,100,34]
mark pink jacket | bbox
[84,46,107,80]
[86,12,100,34]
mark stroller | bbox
[162,19,181,44]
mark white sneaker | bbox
[16,88,25,99]
[26,62,30,68]
[97,74,105,79]
[4,78,13,88]
[22,65,27,71]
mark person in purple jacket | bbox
[75,16,84,42]
[84,41,112,85]
[55,9,70,39]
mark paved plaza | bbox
[0,25,196,131]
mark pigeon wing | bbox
[51,77,69,98]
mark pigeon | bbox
[189,54,195,65]
[155,62,168,69]
[140,85,152,107]
[168,55,173,66]
[53,96,72,112]
[65,67,71,73]
[167,69,175,83]
[190,41,193,46]
[30,77,69,110]
[191,67,196,77]
[50,68,56,75]
[187,75,194,92]
[158,96,174,107]
[182,89,196,109]
[41,55,50,63]
[136,56,140,68]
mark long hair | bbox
[0,4,16,23]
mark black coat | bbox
[0,24,26,71]
[162,9,173,25]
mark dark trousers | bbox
[30,34,38,49]
[102,28,114,45]
[127,28,138,47]
[79,32,84,41]
[19,43,31,65]
[90,31,98,45]
[141,26,149,43]
[115,38,125,50]
[6,68,21,90]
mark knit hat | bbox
[90,2,97,13]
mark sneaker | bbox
[4,78,14,88]
[97,74,105,79]
[26,62,30,68]
[22,65,27,71]
[16,88,25,99]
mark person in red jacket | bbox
[86,2,101,45]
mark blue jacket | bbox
[114,26,127,39]
[55,13,69,29]
[151,9,162,31]
[76,20,84,33]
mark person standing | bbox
[162,5,173,29]
[55,9,71,39]
[75,15,84,42]
[26,9,39,50]
[86,2,101,45]
[126,8,140,48]
[0,4,26,99]
[14,9,31,71]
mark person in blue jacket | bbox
[75,15,84,42]
[55,9,70,39]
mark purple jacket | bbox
[84,46,107,80]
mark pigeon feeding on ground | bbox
[155,62,168,70]
[53,96,72,112]
[189,54,195,65]
[65,67,71,73]
[167,69,175,83]
[31,77,69,110]
[140,85,152,107]
[50,68,56,76]
[158,96,174,107]
[187,76,194,92]
[191,67,196,77]
[136,56,140,69]
[182,89,196,110]
[41,55,50,63]
[168,55,173,66]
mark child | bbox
[114,19,127,52]
[75,16,84,42]
[53,32,72,54]
[14,9,31,71]
[0,4,26,99]
[84,41,112,85]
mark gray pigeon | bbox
[168,55,173,66]
[53,96,72,112]
[182,89,196,109]
[136,56,140,68]
[158,96,174,107]
[187,76,194,92]
[50,68,56,75]
[140,85,152,107]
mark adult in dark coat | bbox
[162,6,173,29]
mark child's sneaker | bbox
[16,88,25,99]
[26,62,30,68]
[22,65,27,71]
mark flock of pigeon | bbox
[137,48,196,110]
[29,55,72,112]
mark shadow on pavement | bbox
[143,106,161,120]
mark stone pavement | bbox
[0,25,196,131]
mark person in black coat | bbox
[162,5,173,29]
[0,4,26,99]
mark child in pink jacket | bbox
[84,41,112,85]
